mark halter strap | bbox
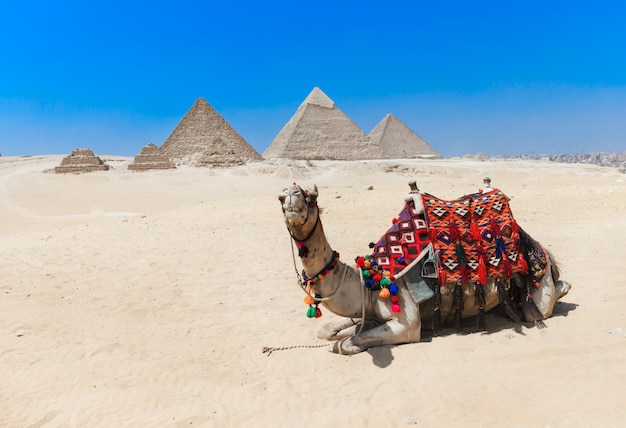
[303,250,339,280]
[290,214,320,244]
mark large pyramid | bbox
[262,87,384,160]
[369,113,441,159]
[160,98,263,167]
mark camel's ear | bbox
[307,184,318,206]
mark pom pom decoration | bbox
[356,254,402,313]
[301,251,341,318]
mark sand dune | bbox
[1,155,625,427]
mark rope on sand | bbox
[262,343,330,356]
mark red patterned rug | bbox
[421,189,529,284]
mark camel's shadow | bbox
[423,299,578,339]
[366,300,577,368]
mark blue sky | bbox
[1,1,625,157]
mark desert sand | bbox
[1,155,625,427]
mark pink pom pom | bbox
[391,304,401,313]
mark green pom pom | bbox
[306,306,317,318]
[362,270,371,279]
[380,277,390,287]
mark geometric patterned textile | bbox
[369,199,431,276]
[421,189,529,285]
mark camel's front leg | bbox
[317,318,361,341]
[332,316,421,355]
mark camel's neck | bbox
[296,220,336,277]
[291,216,363,318]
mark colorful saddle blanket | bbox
[421,189,528,284]
[369,199,431,276]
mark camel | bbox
[279,181,571,355]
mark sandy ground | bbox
[1,155,625,427]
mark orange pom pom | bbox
[379,288,390,299]
[304,295,315,305]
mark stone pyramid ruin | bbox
[369,113,441,159]
[128,143,175,171]
[54,148,110,173]
[160,97,263,167]
[262,87,385,160]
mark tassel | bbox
[455,243,466,264]
[433,283,442,335]
[449,221,461,241]
[454,283,464,334]
[297,242,309,258]
[502,255,512,279]
[478,257,488,285]
[315,306,322,318]
[438,269,447,285]
[489,217,501,236]
[519,255,529,274]
[470,220,481,242]
[497,279,521,323]
[306,306,317,318]
[475,283,487,332]
[495,237,505,258]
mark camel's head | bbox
[279,183,319,239]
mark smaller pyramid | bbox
[128,143,175,171]
[263,87,384,160]
[369,114,440,159]
[54,148,110,173]
[160,98,263,167]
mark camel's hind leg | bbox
[522,249,570,322]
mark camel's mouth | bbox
[283,206,305,220]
